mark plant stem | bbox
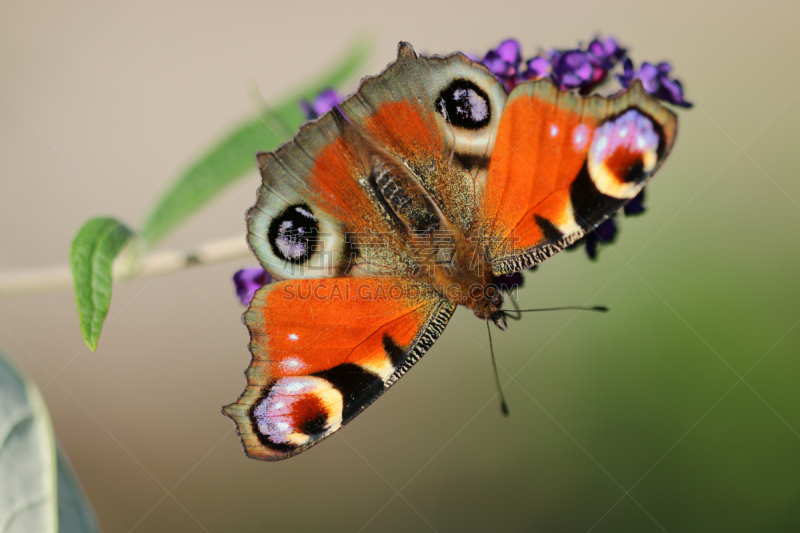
[0,235,251,297]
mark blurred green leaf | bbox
[70,218,133,352]
[57,446,100,533]
[141,37,372,245]
[0,351,57,533]
[0,351,100,533]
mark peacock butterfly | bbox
[223,42,678,460]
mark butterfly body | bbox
[224,42,677,460]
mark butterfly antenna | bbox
[513,305,609,313]
[486,320,510,416]
[505,297,523,321]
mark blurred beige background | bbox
[2,0,799,531]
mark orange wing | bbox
[223,277,454,460]
[481,79,677,274]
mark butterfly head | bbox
[490,311,508,331]
[467,281,507,330]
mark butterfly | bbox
[223,42,677,460]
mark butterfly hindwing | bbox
[481,79,677,274]
[223,277,455,460]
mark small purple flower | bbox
[624,189,646,216]
[299,88,342,120]
[583,216,619,260]
[525,54,553,79]
[494,271,524,293]
[567,188,645,260]
[587,36,626,71]
[551,50,597,91]
[617,58,693,108]
[233,267,270,305]
[482,39,523,92]
[568,216,619,260]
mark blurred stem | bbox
[0,235,251,297]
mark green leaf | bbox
[0,351,57,533]
[0,351,100,533]
[141,37,373,245]
[70,218,133,352]
[57,446,100,533]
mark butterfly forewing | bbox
[481,79,677,274]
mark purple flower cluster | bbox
[478,36,626,94]
[479,36,690,106]
[526,37,626,94]
[617,59,692,108]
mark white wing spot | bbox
[572,124,591,151]
[285,380,304,393]
[295,206,315,219]
[279,357,307,373]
